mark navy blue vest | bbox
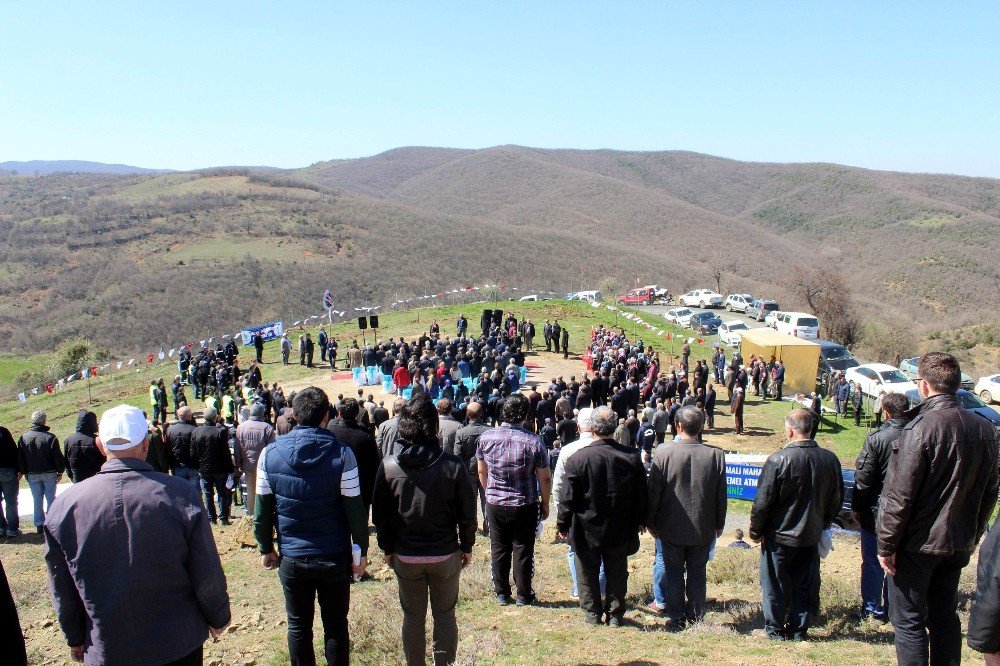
[263,426,350,559]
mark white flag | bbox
[31,388,39,395]
[199,340,205,347]
[128,359,135,366]
[17,392,26,403]
[117,361,124,370]
[169,349,176,357]
[159,350,166,361]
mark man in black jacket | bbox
[327,399,379,516]
[851,392,909,622]
[557,406,647,627]
[191,408,234,525]
[18,411,65,533]
[967,523,1000,662]
[0,424,21,537]
[63,411,105,484]
[877,352,999,666]
[749,408,843,641]
[167,406,200,486]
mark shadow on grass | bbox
[6,532,44,546]
[535,599,582,610]
[706,597,897,645]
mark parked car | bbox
[565,290,602,302]
[956,390,1000,428]
[679,289,724,308]
[664,307,695,327]
[775,312,820,340]
[690,313,723,334]
[816,340,861,390]
[746,299,780,322]
[975,374,1000,404]
[724,294,754,313]
[764,310,783,328]
[899,357,974,390]
[518,294,538,302]
[718,321,750,347]
[846,363,920,401]
[619,287,655,306]
[835,469,859,531]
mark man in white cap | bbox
[43,404,231,665]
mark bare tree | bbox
[788,263,861,347]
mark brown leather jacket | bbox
[876,393,999,557]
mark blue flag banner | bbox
[724,454,767,501]
[240,321,284,347]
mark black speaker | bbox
[369,315,379,329]
[492,309,503,325]
[481,309,492,330]
[357,317,368,330]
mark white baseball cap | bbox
[99,405,151,451]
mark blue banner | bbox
[725,462,763,501]
[240,321,284,347]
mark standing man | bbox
[44,404,231,665]
[967,520,1000,664]
[234,402,276,516]
[254,387,370,666]
[0,423,20,537]
[773,361,785,401]
[254,330,265,364]
[557,406,646,626]
[730,386,745,435]
[63,410,105,484]
[877,352,999,666]
[281,332,292,365]
[561,327,570,359]
[646,406,727,629]
[851,392,909,622]
[852,385,864,426]
[808,392,822,439]
[749,408,843,641]
[477,394,551,606]
[191,408,234,526]
[552,320,562,354]
[453,402,491,534]
[544,320,553,352]
[704,384,717,430]
[305,333,315,368]
[167,406,200,486]
[18,411,64,533]
[326,398,380,517]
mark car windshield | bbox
[798,318,819,327]
[879,370,910,384]
[822,345,851,360]
[677,309,691,316]
[729,323,749,331]
[763,303,778,311]
[958,392,988,408]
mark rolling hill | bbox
[0,160,172,176]
[0,147,998,371]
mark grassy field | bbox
[0,354,43,386]
[1,299,987,664]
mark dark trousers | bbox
[888,550,971,666]
[573,541,630,622]
[255,347,263,363]
[563,343,569,359]
[733,411,744,434]
[393,553,462,666]
[164,646,203,666]
[854,404,863,426]
[279,555,352,666]
[706,407,715,428]
[775,382,783,401]
[486,503,538,600]
[545,336,552,351]
[661,540,712,623]
[200,474,232,521]
[760,540,819,640]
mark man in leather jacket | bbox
[877,352,999,666]
[851,392,910,621]
[749,408,842,641]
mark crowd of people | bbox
[0,312,998,666]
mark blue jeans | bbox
[567,546,605,598]
[652,539,666,605]
[26,472,58,527]
[860,528,888,618]
[173,466,201,486]
[0,468,19,533]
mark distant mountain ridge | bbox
[0,160,172,175]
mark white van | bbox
[566,290,602,303]
[775,312,820,340]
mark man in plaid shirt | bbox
[477,393,552,606]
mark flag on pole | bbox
[17,392,26,403]
[45,384,54,394]
[117,361,124,370]
[128,359,136,366]
[90,365,98,376]
[323,289,335,310]
[169,349,176,357]
[147,354,155,363]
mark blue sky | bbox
[2,2,998,176]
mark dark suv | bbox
[816,340,860,395]
[746,299,780,322]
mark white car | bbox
[565,290,602,303]
[664,307,695,327]
[718,320,750,347]
[724,294,754,313]
[774,312,820,340]
[846,363,919,400]
[976,374,1000,404]
[518,294,538,302]
[679,289,724,308]
[764,310,783,328]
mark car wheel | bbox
[700,301,706,308]
[726,304,732,311]
[982,390,994,404]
